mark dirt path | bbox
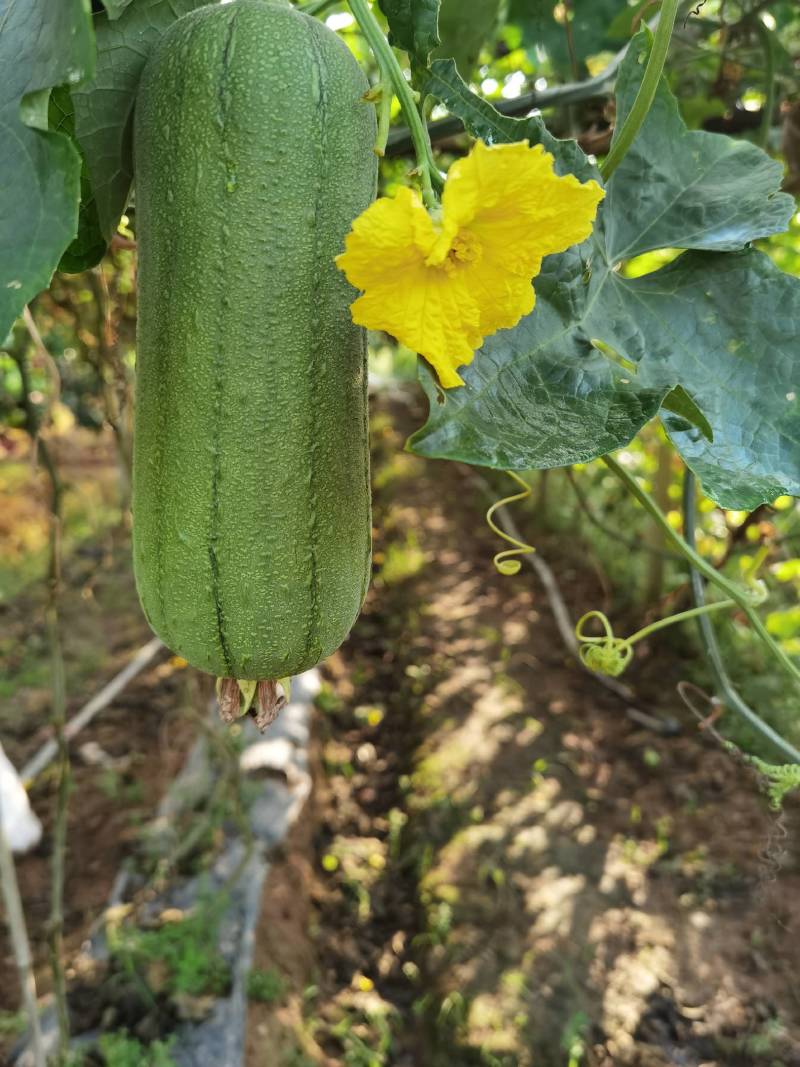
[247,398,800,1067]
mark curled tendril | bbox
[577,595,741,679]
[575,610,634,677]
[485,471,536,576]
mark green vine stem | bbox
[752,17,776,150]
[682,470,800,765]
[602,454,800,691]
[365,81,393,156]
[347,0,443,206]
[600,0,680,181]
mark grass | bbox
[247,967,287,1003]
[0,1011,26,1038]
[97,1033,176,1067]
[108,897,231,999]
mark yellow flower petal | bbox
[445,140,604,272]
[349,263,482,388]
[337,187,481,386]
[336,139,604,389]
[335,186,436,289]
[459,244,539,337]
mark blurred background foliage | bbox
[1,0,799,760]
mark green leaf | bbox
[411,241,800,508]
[508,0,630,74]
[71,0,210,245]
[605,32,794,261]
[635,250,800,509]
[660,385,713,443]
[408,35,800,509]
[408,240,671,470]
[49,87,106,273]
[433,0,501,80]
[421,59,598,181]
[0,0,94,341]
[377,0,440,70]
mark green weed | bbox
[0,1010,26,1037]
[109,899,231,999]
[97,1032,176,1067]
[246,967,287,1003]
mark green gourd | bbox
[132,0,376,720]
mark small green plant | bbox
[748,758,800,809]
[331,1005,394,1067]
[0,1010,26,1038]
[109,899,231,998]
[316,683,344,715]
[246,967,287,1003]
[560,1010,589,1067]
[97,1032,176,1067]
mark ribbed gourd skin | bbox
[132,0,376,680]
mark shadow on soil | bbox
[247,397,800,1067]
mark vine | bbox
[602,455,800,690]
[347,0,443,206]
[576,601,736,678]
[682,470,800,765]
[600,0,681,179]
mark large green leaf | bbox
[605,34,794,260]
[432,0,500,80]
[377,0,440,69]
[409,241,670,469]
[409,32,799,508]
[632,250,800,509]
[71,0,211,246]
[421,60,597,181]
[0,0,94,339]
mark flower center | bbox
[441,230,482,275]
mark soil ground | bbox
[2,401,799,1067]
[246,397,800,1067]
[0,433,199,1060]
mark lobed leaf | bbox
[408,241,669,470]
[0,0,94,340]
[605,31,794,261]
[421,59,598,181]
[634,250,800,508]
[377,0,440,70]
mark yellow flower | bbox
[336,139,605,388]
